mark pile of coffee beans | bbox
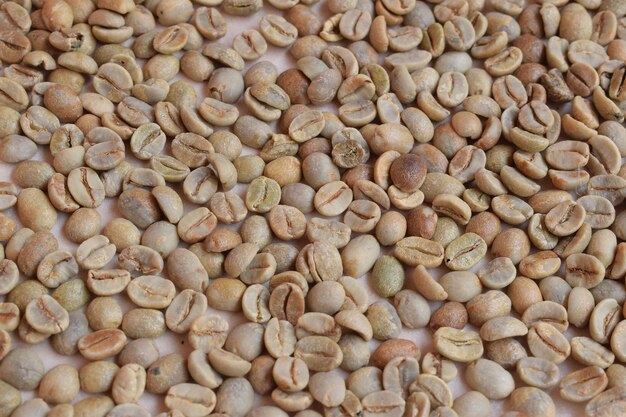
[1,0,626,416]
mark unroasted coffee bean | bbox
[0,303,19,334]
[394,236,444,268]
[50,278,88,313]
[126,276,174,311]
[361,390,405,416]
[9,398,48,417]
[289,110,325,142]
[444,233,487,270]
[0,347,44,391]
[75,235,116,270]
[72,396,114,417]
[165,383,216,416]
[485,338,525,369]
[389,154,427,193]
[560,366,608,402]
[118,245,164,276]
[434,327,483,362]
[78,329,127,361]
[465,359,515,400]
[206,348,250,378]
[586,386,626,417]
[67,167,105,208]
[48,309,88,357]
[294,336,343,372]
[314,181,353,216]
[590,299,622,344]
[146,353,190,396]
[409,374,452,409]
[109,363,145,405]
[245,176,281,214]
[527,322,571,364]
[565,253,605,289]
[25,295,69,335]
[380,355,419,397]
[430,301,468,331]
[166,289,207,334]
[606,364,626,389]
[517,352,560,388]
[588,174,626,205]
[212,379,254,417]
[17,188,57,232]
[0,135,37,164]
[17,231,59,280]
[185,350,222,392]
[269,283,305,325]
[0,77,28,111]
[271,355,308,393]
